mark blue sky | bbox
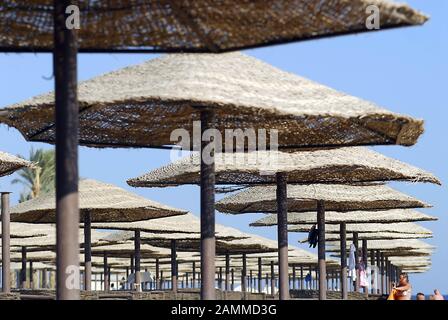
[0,1,446,293]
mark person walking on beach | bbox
[392,273,412,300]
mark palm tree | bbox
[12,148,55,202]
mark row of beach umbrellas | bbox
[1,139,440,299]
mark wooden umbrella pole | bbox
[1,192,11,293]
[21,246,27,289]
[84,211,92,291]
[376,250,382,295]
[134,230,141,292]
[258,257,262,293]
[241,253,247,292]
[54,0,80,300]
[362,239,368,298]
[192,261,196,289]
[200,109,216,300]
[317,200,326,300]
[353,232,359,292]
[370,250,375,295]
[340,222,348,300]
[380,252,385,295]
[171,239,177,292]
[270,260,275,296]
[300,265,304,290]
[231,268,234,291]
[156,258,160,290]
[225,254,230,291]
[29,261,34,289]
[276,172,289,300]
[103,253,108,291]
[292,265,296,290]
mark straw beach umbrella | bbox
[0,0,428,300]
[128,148,439,187]
[216,184,430,214]
[8,179,187,292]
[0,223,53,239]
[0,1,428,53]
[1,150,33,293]
[320,232,432,241]
[251,209,438,226]
[0,151,33,178]
[290,222,432,235]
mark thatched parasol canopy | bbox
[128,148,440,187]
[402,267,430,274]
[0,1,428,53]
[331,248,433,259]
[216,184,430,214]
[290,222,432,235]
[0,222,53,238]
[0,53,425,149]
[317,232,432,241]
[388,257,432,268]
[7,250,55,263]
[101,224,248,245]
[101,226,282,255]
[9,228,110,252]
[250,209,437,226]
[9,179,187,223]
[92,212,205,234]
[87,242,170,259]
[0,150,33,177]
[10,261,55,270]
[327,239,434,253]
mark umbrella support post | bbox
[29,261,34,289]
[225,254,230,291]
[300,266,304,290]
[156,258,160,290]
[376,250,381,295]
[385,259,389,292]
[134,230,141,292]
[192,261,196,289]
[380,252,385,295]
[340,222,348,300]
[103,253,108,291]
[258,258,262,293]
[276,172,289,300]
[270,260,275,296]
[241,253,247,292]
[353,232,359,292]
[54,0,80,300]
[21,246,27,289]
[171,239,177,293]
[317,200,326,300]
[292,265,296,291]
[84,211,92,291]
[370,250,375,295]
[200,109,216,300]
[362,239,368,298]
[1,192,11,293]
[231,269,234,291]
